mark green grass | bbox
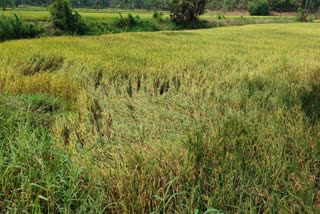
[0,23,320,212]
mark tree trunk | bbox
[316,6,320,19]
[302,0,311,21]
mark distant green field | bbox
[1,23,320,213]
[0,6,296,22]
[1,7,165,22]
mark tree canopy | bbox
[169,0,206,23]
[0,0,14,10]
[50,0,88,34]
[4,0,320,13]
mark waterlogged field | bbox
[0,23,320,213]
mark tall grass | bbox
[0,23,320,212]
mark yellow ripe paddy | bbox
[1,23,320,213]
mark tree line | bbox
[1,0,167,10]
[1,0,319,12]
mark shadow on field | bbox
[301,84,320,123]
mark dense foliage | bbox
[168,0,206,23]
[248,0,270,15]
[0,14,43,41]
[1,0,319,13]
[114,13,159,30]
[0,0,14,10]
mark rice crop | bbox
[0,23,320,213]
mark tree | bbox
[96,0,103,10]
[168,0,206,23]
[223,0,236,11]
[50,0,88,34]
[296,0,314,21]
[248,0,270,15]
[50,0,73,30]
[0,0,14,10]
[237,0,246,16]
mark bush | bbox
[0,14,44,42]
[216,13,225,19]
[173,19,213,29]
[127,13,136,26]
[168,0,206,23]
[248,0,270,16]
[49,0,88,35]
[114,13,128,28]
[86,21,114,35]
[153,10,164,20]
[114,13,159,31]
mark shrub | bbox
[86,21,114,35]
[127,13,136,26]
[114,13,159,31]
[0,14,44,42]
[216,13,225,19]
[168,0,206,23]
[179,19,212,29]
[153,10,164,20]
[114,13,129,28]
[49,0,88,35]
[71,11,88,34]
[248,0,270,16]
